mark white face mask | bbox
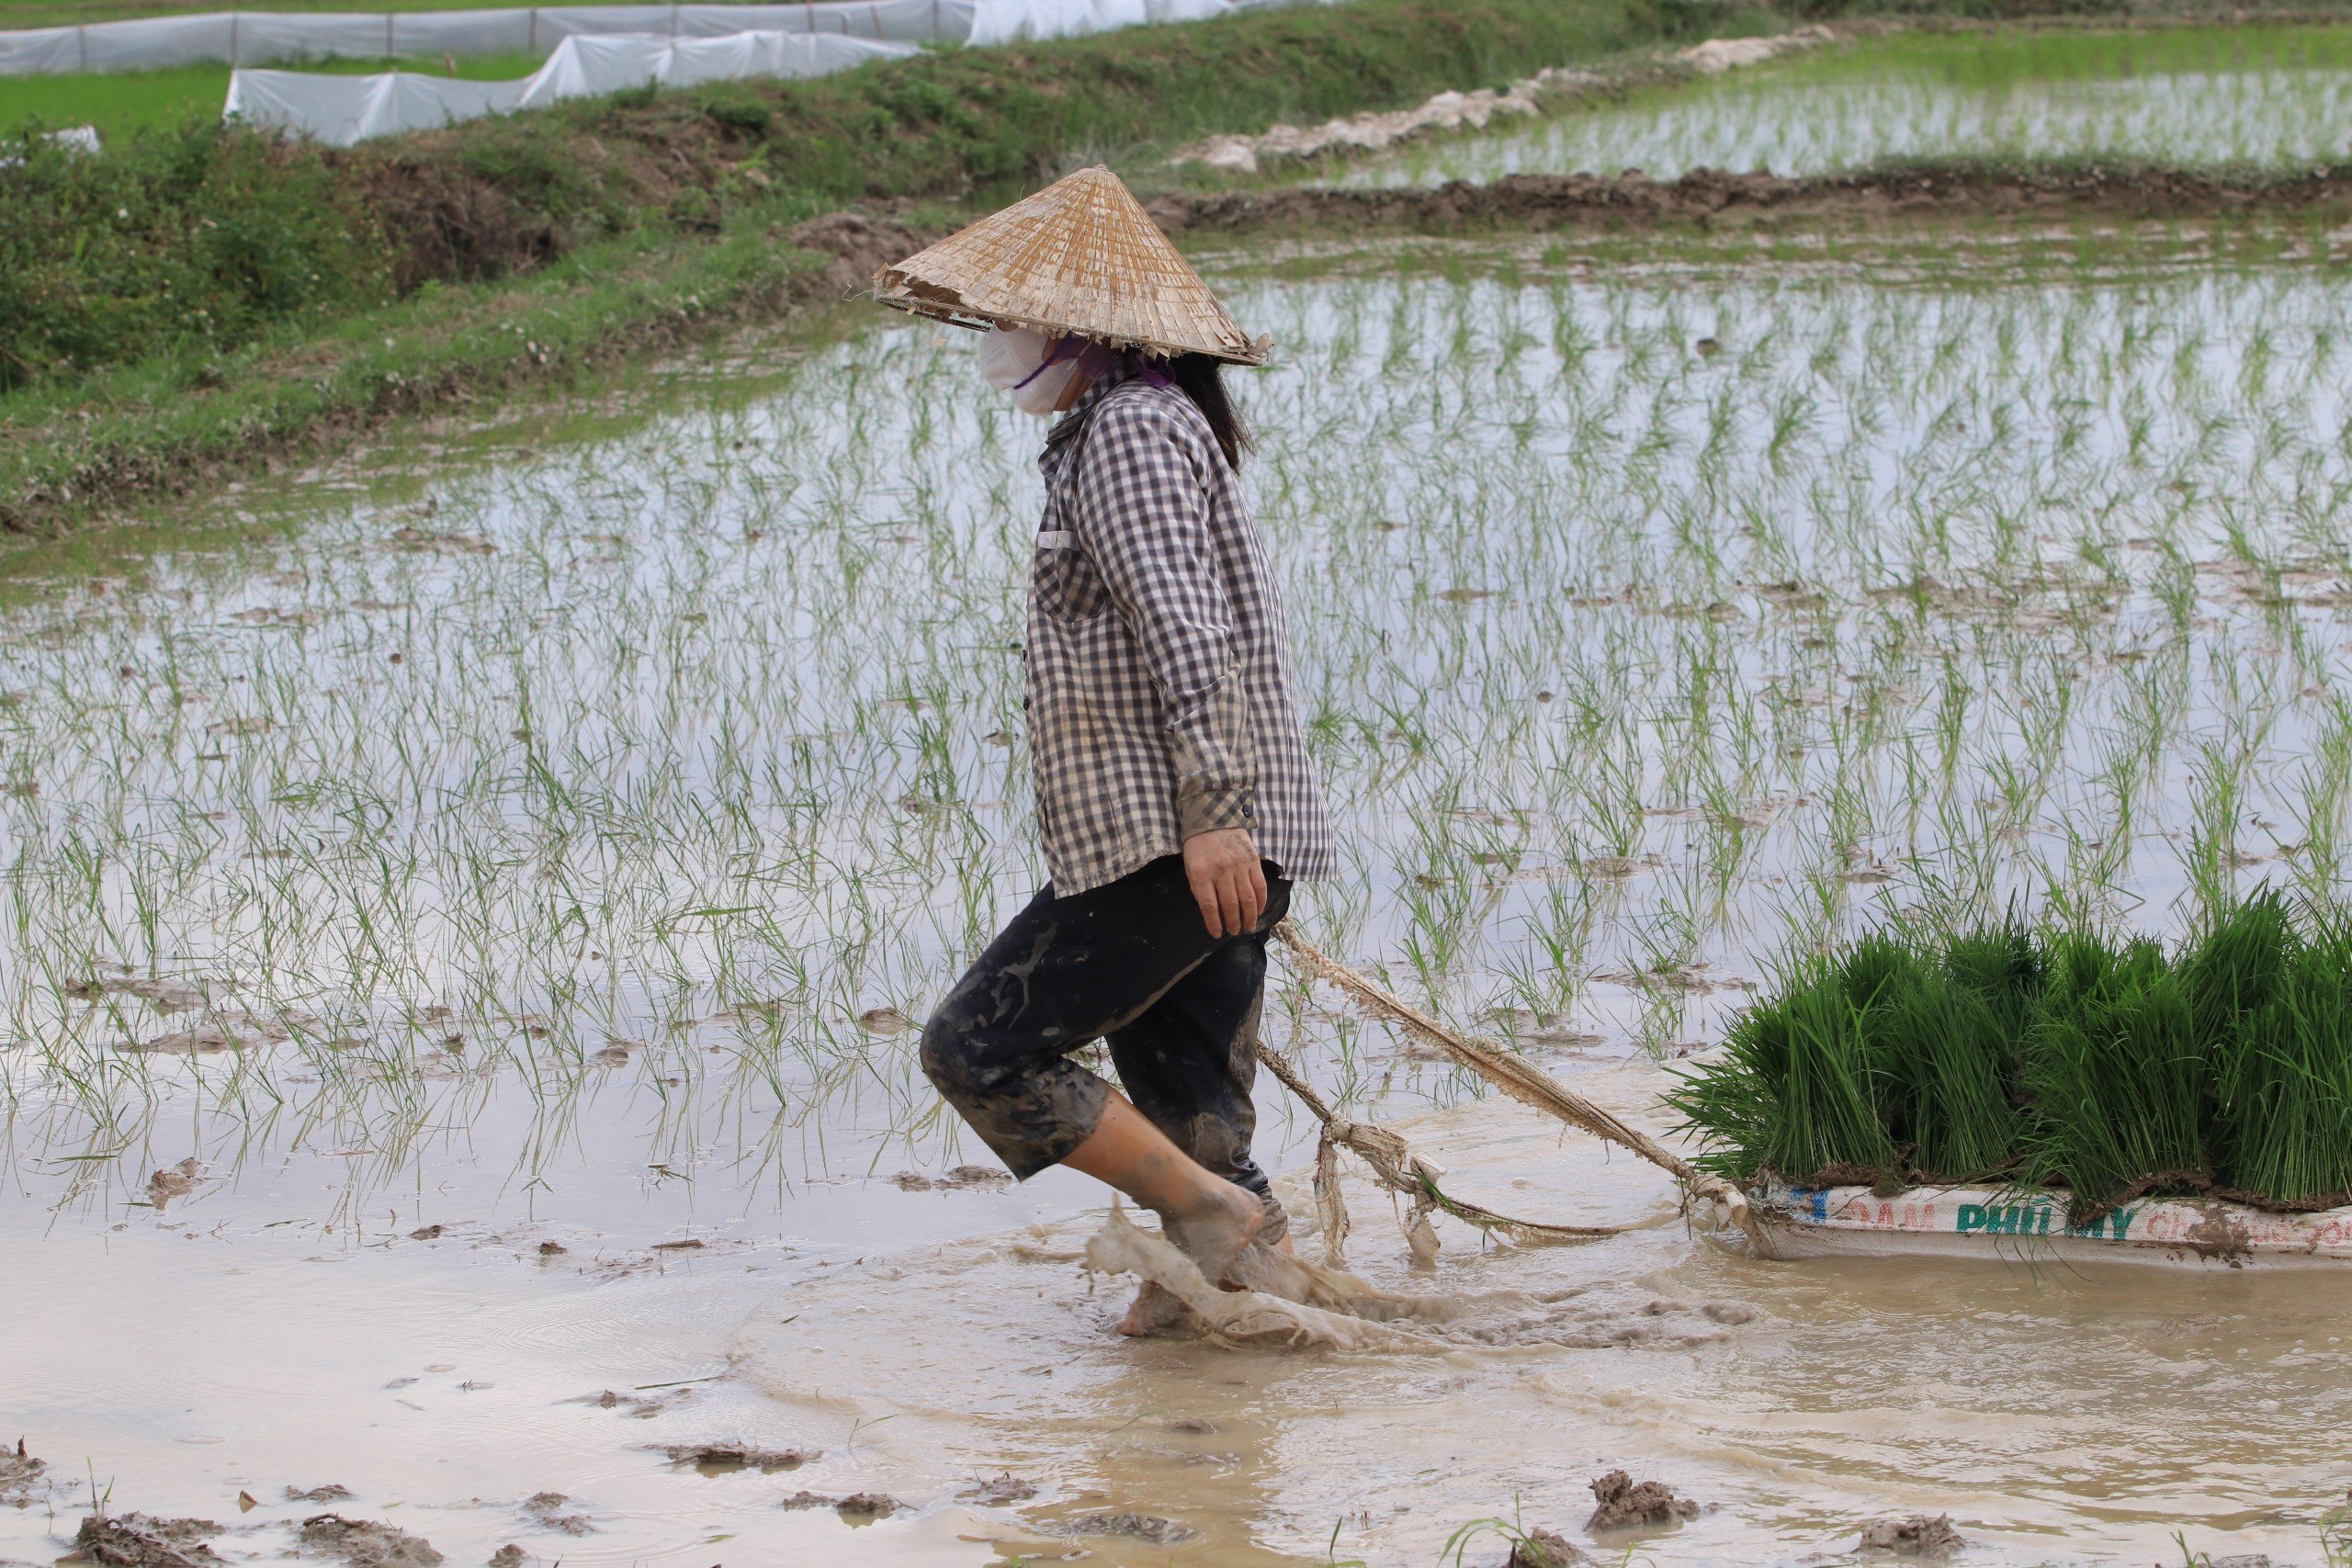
[978,326,1087,416]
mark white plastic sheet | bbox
[3,1,984,75]
[225,28,917,143]
[968,0,1227,45]
[518,27,914,100]
[0,0,1296,75]
[0,122,101,165]
[0,26,79,73]
[224,64,526,141]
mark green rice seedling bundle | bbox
[2020,933,2209,1213]
[1662,928,2030,1191]
[2199,902,2352,1209]
[1670,895,2352,1216]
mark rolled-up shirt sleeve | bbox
[1070,397,1258,840]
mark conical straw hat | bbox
[873,165,1268,366]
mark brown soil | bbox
[1804,1162,1894,1190]
[1586,1470,1699,1531]
[655,1442,817,1473]
[520,1492,591,1535]
[1148,166,2352,241]
[0,1438,46,1506]
[779,1490,902,1517]
[1860,1514,1968,1556]
[1508,1526,1590,1567]
[1068,1512,1196,1543]
[2184,1202,2256,1264]
[297,1513,445,1567]
[961,1472,1041,1505]
[2213,1185,2352,1213]
[70,1515,223,1568]
[891,1164,1016,1190]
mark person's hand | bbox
[1183,827,1266,939]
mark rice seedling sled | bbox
[1670,895,2352,1271]
[1747,1177,2352,1269]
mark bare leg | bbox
[1063,1096,1263,1334]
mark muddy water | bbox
[7,243,2352,1563]
[735,1069,2352,1565]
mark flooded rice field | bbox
[7,232,2352,1563]
[1342,23,2352,186]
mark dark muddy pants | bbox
[920,854,1293,1243]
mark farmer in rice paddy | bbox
[875,167,1336,1334]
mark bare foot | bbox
[1116,1280,1193,1337]
[1162,1183,1265,1288]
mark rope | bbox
[1267,920,1762,1257]
[1251,1032,1641,1264]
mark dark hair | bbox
[1160,353,1253,471]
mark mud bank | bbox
[1149,163,2352,237]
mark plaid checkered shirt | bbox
[1024,361,1337,897]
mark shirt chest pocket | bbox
[1034,528,1113,621]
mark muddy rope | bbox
[1250,1030,1640,1264]
[1266,920,1762,1260]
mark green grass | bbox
[0,52,552,142]
[1670,895,2352,1213]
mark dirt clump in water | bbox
[960,1473,1039,1505]
[146,1158,201,1212]
[1068,1512,1196,1544]
[284,1485,353,1503]
[890,1165,1013,1191]
[654,1442,815,1473]
[1586,1471,1699,1530]
[70,1514,225,1567]
[298,1513,445,1566]
[519,1493,590,1534]
[1,1438,48,1505]
[1507,1527,1590,1566]
[487,1550,525,1568]
[1859,1514,1966,1555]
[779,1490,900,1517]
[571,1386,685,1419]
